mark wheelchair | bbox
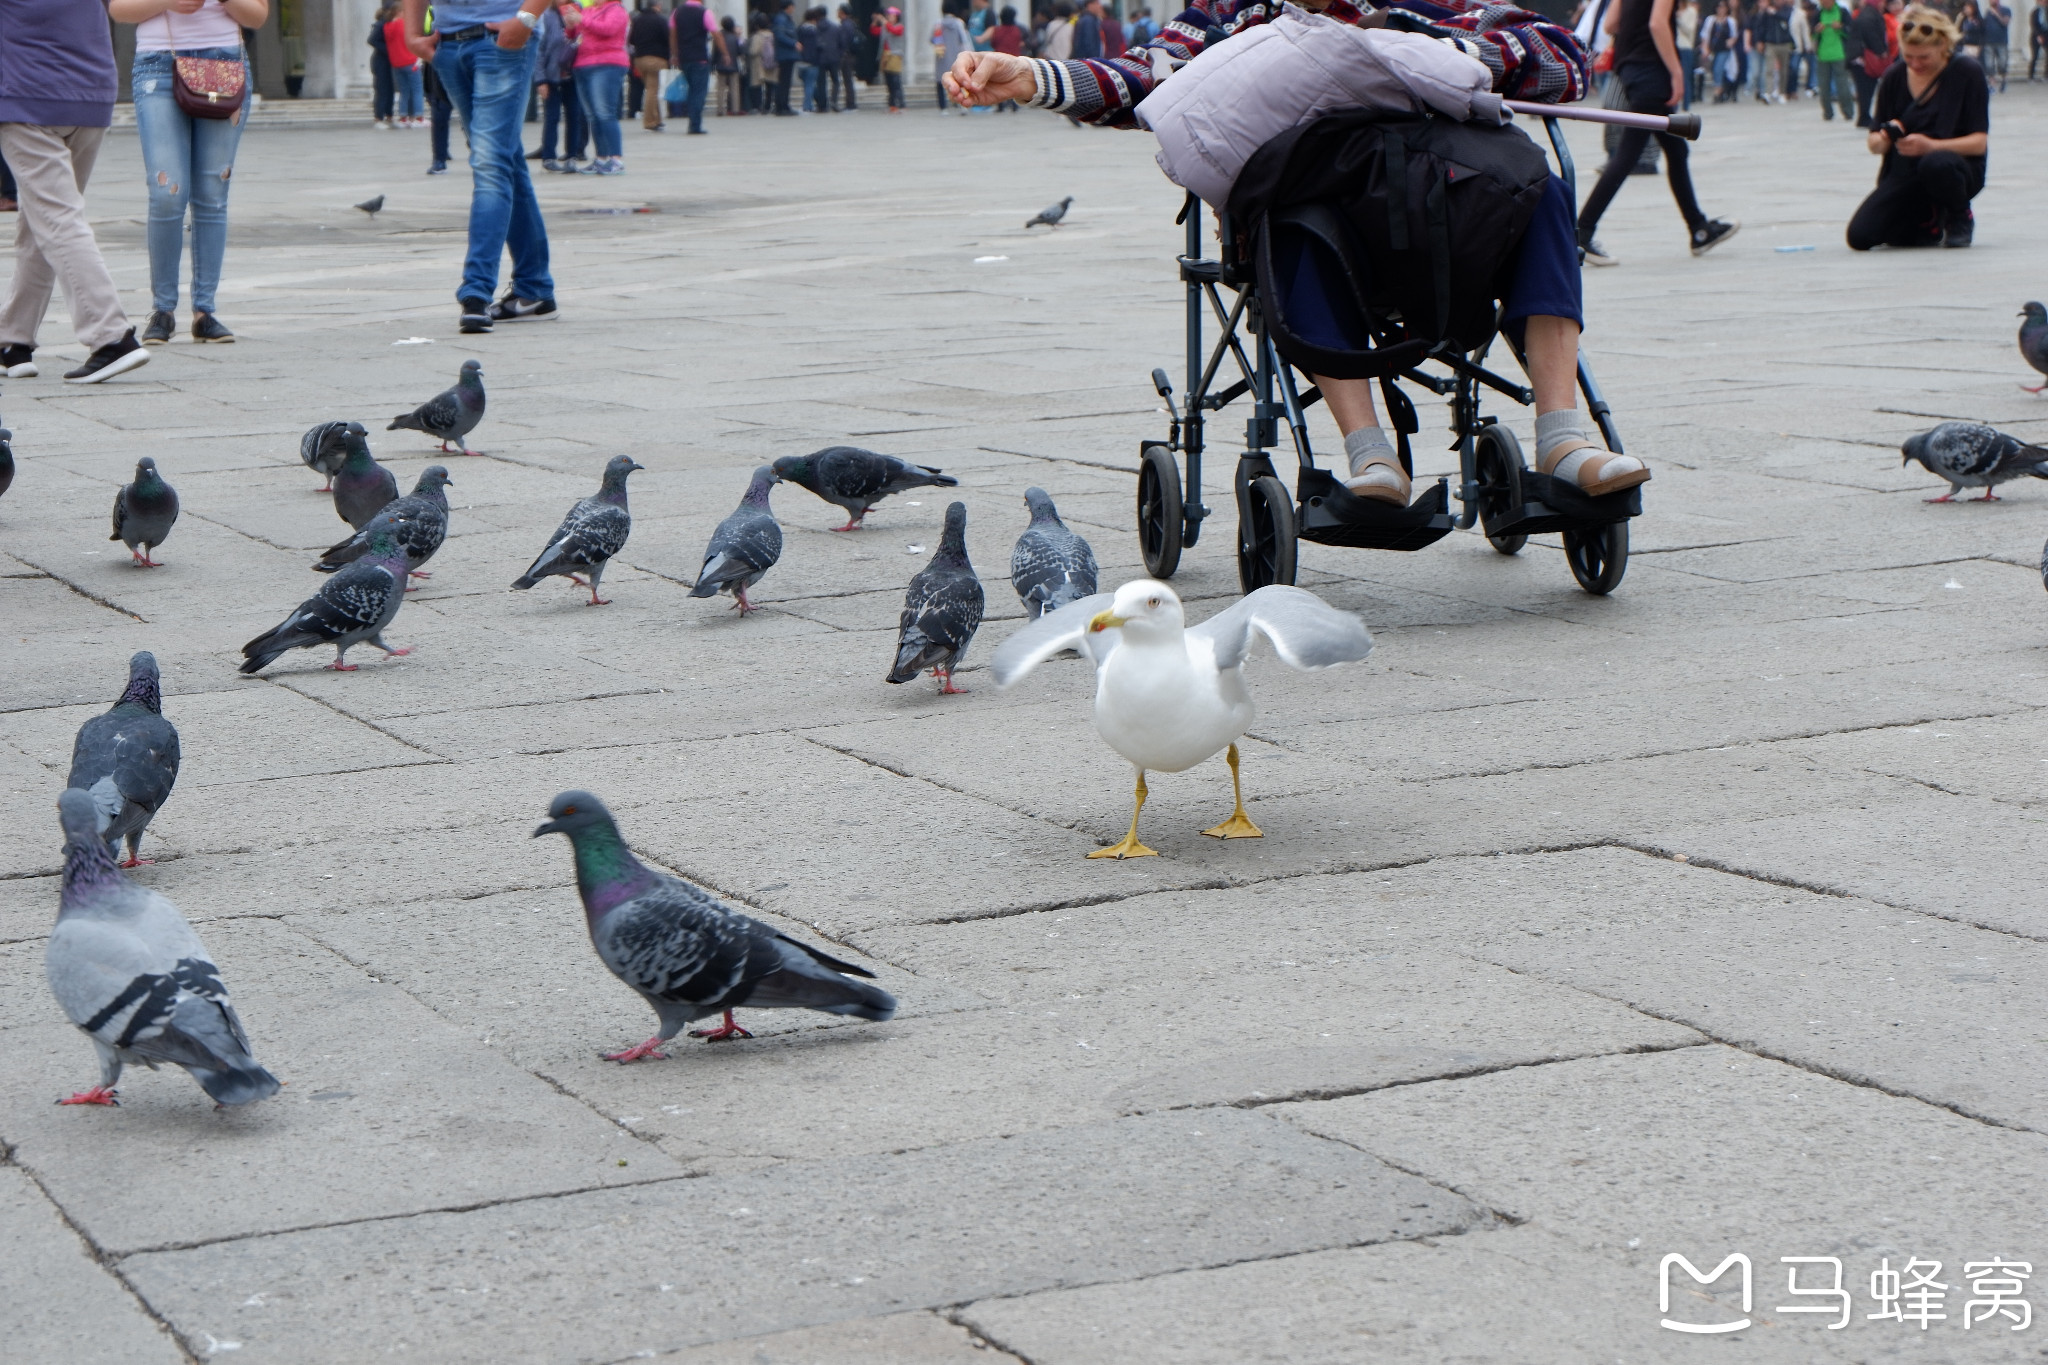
[1136,107,1685,597]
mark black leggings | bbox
[1577,65,1705,238]
[1846,151,1981,249]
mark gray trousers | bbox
[0,123,129,351]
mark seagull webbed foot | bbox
[1203,810,1264,839]
[1088,833,1159,859]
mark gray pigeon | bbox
[770,446,958,531]
[110,457,179,567]
[329,424,399,530]
[0,428,14,502]
[241,526,411,673]
[689,466,782,614]
[534,790,895,1059]
[1901,422,2048,502]
[301,419,358,492]
[316,465,451,587]
[1011,486,1098,619]
[513,455,642,606]
[2022,302,2048,395]
[887,501,983,693]
[355,195,384,219]
[66,652,180,869]
[388,358,486,456]
[45,788,280,1108]
[1026,196,1074,229]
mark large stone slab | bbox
[0,1166,184,1365]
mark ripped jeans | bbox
[131,48,248,316]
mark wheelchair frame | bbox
[1137,112,1643,596]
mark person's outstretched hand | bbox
[945,50,1035,106]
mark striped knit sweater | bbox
[1026,0,1589,125]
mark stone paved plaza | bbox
[5,88,2048,1363]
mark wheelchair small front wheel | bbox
[1471,426,1528,556]
[1138,442,1184,580]
[1563,521,1629,595]
[1237,473,1298,592]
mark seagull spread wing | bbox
[1189,585,1374,672]
[990,592,1117,687]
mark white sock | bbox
[1534,409,1640,485]
[1343,426,1398,479]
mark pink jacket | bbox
[571,1,630,67]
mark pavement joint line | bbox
[266,679,452,759]
[978,444,1149,474]
[2,552,147,621]
[933,1308,1040,1365]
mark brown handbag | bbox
[167,12,248,120]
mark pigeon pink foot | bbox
[689,1010,753,1042]
[829,517,865,532]
[57,1086,119,1106]
[1924,494,1957,503]
[1976,489,2001,501]
[326,661,360,672]
[117,856,156,869]
[933,667,968,695]
[603,1037,670,1063]
[2023,382,2046,394]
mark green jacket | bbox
[1814,2,1847,61]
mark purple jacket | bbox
[0,0,118,127]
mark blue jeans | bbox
[540,80,586,159]
[432,35,552,305]
[679,60,711,133]
[573,64,626,158]
[131,49,247,316]
[395,65,425,118]
[798,61,821,111]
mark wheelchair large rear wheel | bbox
[1471,425,1528,556]
[1237,473,1298,592]
[1138,442,1183,580]
[1564,521,1629,595]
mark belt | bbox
[439,24,491,42]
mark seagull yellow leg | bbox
[1202,744,1264,839]
[1088,770,1159,859]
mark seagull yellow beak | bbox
[1089,610,1126,633]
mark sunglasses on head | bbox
[1900,19,1945,34]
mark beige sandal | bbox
[1537,439,1651,498]
[1342,454,1411,507]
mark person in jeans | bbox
[671,0,722,131]
[796,6,824,112]
[424,56,456,170]
[569,0,629,171]
[110,0,267,348]
[874,5,908,108]
[534,0,588,170]
[627,0,669,129]
[773,0,801,113]
[1981,0,2008,89]
[815,4,846,109]
[371,3,398,127]
[1847,5,1987,248]
[0,0,149,383]
[403,0,557,333]
[387,7,426,125]
[1813,0,1855,116]
[1576,0,1740,264]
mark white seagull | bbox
[992,580,1373,858]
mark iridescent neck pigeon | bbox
[1901,422,2048,502]
[888,500,984,694]
[388,358,486,456]
[65,652,180,868]
[110,457,179,567]
[513,455,642,606]
[300,420,357,492]
[45,789,279,1108]
[330,425,400,530]
[1011,486,1098,619]
[2021,302,2048,395]
[316,465,451,587]
[533,790,895,1061]
[241,527,411,673]
[689,465,782,614]
[770,446,957,531]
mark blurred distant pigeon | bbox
[690,465,781,614]
[241,526,411,673]
[0,428,14,502]
[66,652,180,869]
[2021,302,2048,394]
[771,446,957,531]
[887,501,983,693]
[46,789,279,1108]
[300,419,358,492]
[1011,486,1097,619]
[533,790,896,1060]
[110,457,179,567]
[316,465,451,587]
[389,358,485,456]
[513,455,642,605]
[355,195,384,219]
[1026,196,1073,229]
[328,424,399,530]
[1901,422,2048,502]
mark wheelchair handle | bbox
[1502,100,1703,141]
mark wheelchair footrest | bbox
[1483,472,1642,540]
[1297,468,1456,552]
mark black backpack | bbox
[1225,110,1552,380]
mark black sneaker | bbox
[459,297,494,334]
[64,328,150,384]
[426,160,449,175]
[142,310,176,345]
[489,294,558,323]
[191,312,235,343]
[0,343,36,378]
[1689,218,1741,256]
[1942,209,1974,248]
[1579,236,1618,267]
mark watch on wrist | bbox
[515,7,539,26]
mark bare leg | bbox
[1313,374,1380,435]
[1520,314,1581,415]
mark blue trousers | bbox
[131,48,248,315]
[679,60,711,132]
[574,64,626,158]
[433,35,553,305]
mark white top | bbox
[135,6,245,53]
